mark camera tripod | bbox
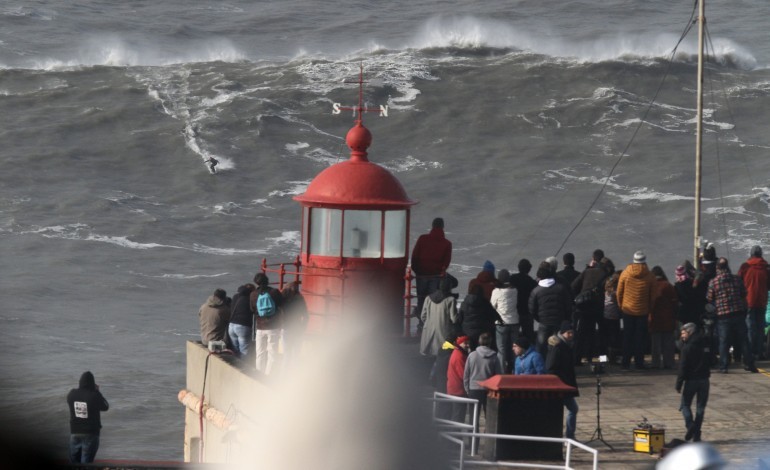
[587,368,614,450]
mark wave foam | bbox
[408,15,758,69]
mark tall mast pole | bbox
[694,0,705,267]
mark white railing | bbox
[431,393,599,470]
[432,392,481,456]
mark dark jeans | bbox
[622,314,648,367]
[746,307,766,358]
[717,314,754,371]
[680,378,709,440]
[70,433,100,463]
[496,323,519,373]
[575,307,600,363]
[413,276,442,321]
[537,324,560,357]
[598,318,621,359]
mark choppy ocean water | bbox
[1,0,769,461]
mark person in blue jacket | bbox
[513,336,545,375]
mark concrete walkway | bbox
[499,358,770,469]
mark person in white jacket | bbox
[491,269,519,373]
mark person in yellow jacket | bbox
[617,250,656,370]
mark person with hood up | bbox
[420,275,460,356]
[675,323,711,442]
[513,336,545,375]
[464,333,503,428]
[529,261,573,357]
[67,371,109,463]
[617,250,656,369]
[411,217,453,322]
[447,335,471,423]
[737,245,769,360]
[546,321,579,440]
[199,288,230,347]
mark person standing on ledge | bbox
[410,217,453,324]
[67,371,109,464]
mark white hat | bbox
[633,250,646,264]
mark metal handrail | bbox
[441,431,599,470]
[257,257,424,337]
[431,393,598,470]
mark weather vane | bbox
[332,63,388,122]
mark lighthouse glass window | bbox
[383,210,407,258]
[342,210,382,258]
[309,208,342,256]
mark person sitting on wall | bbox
[199,288,231,347]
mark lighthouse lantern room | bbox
[293,69,417,334]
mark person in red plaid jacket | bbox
[706,258,758,373]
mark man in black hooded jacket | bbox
[67,371,109,463]
[676,323,710,442]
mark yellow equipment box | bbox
[633,428,665,454]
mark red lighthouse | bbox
[293,77,417,334]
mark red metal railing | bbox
[258,257,420,338]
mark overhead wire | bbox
[703,24,731,260]
[553,2,700,256]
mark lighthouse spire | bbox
[331,63,388,162]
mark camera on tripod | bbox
[591,355,608,374]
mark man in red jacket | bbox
[738,246,769,360]
[411,217,453,322]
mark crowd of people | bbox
[198,272,307,376]
[415,217,770,443]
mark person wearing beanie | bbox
[67,371,109,463]
[513,336,545,375]
[411,217,453,324]
[675,323,710,442]
[674,262,701,328]
[468,260,500,301]
[617,250,655,370]
[707,257,758,373]
[491,268,519,373]
[546,322,579,440]
[738,245,769,360]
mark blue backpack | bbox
[256,291,277,317]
